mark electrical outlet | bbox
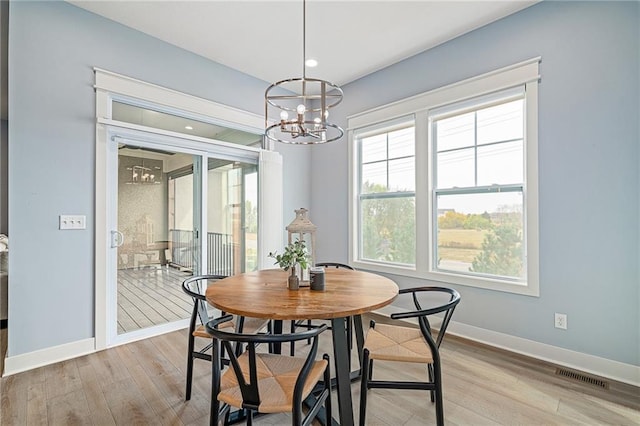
[59,215,86,230]
[554,313,567,330]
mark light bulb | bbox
[323,109,329,119]
[280,110,289,121]
[296,104,306,115]
[314,117,321,124]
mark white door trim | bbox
[94,69,280,350]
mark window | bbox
[431,90,525,281]
[349,59,540,295]
[356,119,415,266]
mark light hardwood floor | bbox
[0,319,638,425]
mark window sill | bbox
[352,260,539,297]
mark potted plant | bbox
[268,240,310,290]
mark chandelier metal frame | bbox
[264,0,344,145]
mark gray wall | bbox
[1,0,8,235]
[0,119,6,235]
[312,1,639,366]
[8,0,638,370]
[7,0,309,356]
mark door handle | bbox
[111,230,124,248]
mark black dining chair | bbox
[359,286,461,426]
[290,262,355,355]
[181,274,271,401]
[206,316,331,426]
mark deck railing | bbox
[169,229,235,276]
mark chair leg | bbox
[428,363,435,403]
[359,349,370,426]
[433,361,444,426]
[323,354,332,424]
[210,386,220,426]
[186,335,195,401]
[306,319,312,344]
[267,321,274,354]
[211,340,222,426]
[222,405,230,426]
[290,320,297,356]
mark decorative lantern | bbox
[286,208,316,282]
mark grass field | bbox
[438,229,488,262]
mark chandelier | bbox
[264,0,344,145]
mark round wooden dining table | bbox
[206,268,398,426]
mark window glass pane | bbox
[436,112,474,151]
[112,101,261,147]
[477,99,523,145]
[388,127,414,159]
[435,191,524,280]
[361,133,387,163]
[361,162,387,193]
[437,148,474,188]
[388,157,415,191]
[361,196,415,265]
[477,141,523,186]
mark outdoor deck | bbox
[117,266,192,334]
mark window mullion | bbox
[435,184,524,196]
[474,111,478,187]
[386,134,390,190]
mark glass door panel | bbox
[206,160,258,275]
[116,145,199,335]
[244,168,258,272]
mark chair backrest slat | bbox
[315,262,355,270]
[182,274,229,327]
[394,286,461,350]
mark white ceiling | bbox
[68,0,539,87]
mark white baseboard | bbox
[446,321,639,387]
[3,338,95,377]
[2,319,190,376]
[370,308,639,388]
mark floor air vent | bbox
[555,368,609,389]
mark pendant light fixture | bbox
[264,0,344,145]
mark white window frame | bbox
[355,116,416,267]
[348,58,540,296]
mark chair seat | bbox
[364,323,433,363]
[193,320,233,338]
[238,317,271,334]
[218,353,328,413]
[192,316,268,338]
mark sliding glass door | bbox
[114,144,199,337]
[107,131,260,345]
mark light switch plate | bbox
[60,215,86,230]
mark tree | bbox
[438,211,466,229]
[470,214,523,278]
[463,212,493,230]
[438,210,492,230]
[361,182,415,264]
[244,200,257,233]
